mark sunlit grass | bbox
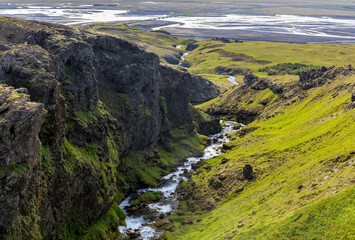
[166,73,355,240]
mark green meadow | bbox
[185,40,355,83]
[166,70,355,240]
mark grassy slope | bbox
[166,72,355,239]
[186,40,355,80]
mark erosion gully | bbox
[119,121,241,240]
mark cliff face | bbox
[0,85,46,238]
[0,17,220,239]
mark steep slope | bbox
[0,17,219,240]
[166,67,355,239]
[80,23,194,65]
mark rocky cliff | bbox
[0,17,220,239]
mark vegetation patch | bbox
[118,124,208,193]
[130,191,162,208]
[259,63,321,76]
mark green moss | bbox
[118,124,208,193]
[5,91,22,103]
[0,162,27,179]
[73,101,115,128]
[65,64,75,79]
[59,136,123,239]
[144,106,152,116]
[159,96,167,117]
[39,145,54,175]
[130,191,162,208]
[80,202,126,240]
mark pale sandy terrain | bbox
[256,7,355,17]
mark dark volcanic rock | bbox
[0,44,66,150]
[208,179,223,189]
[0,17,221,239]
[159,65,193,129]
[160,66,219,106]
[186,43,199,51]
[181,60,191,68]
[0,84,46,238]
[298,65,355,90]
[222,143,232,150]
[188,73,220,105]
[243,74,258,86]
[243,164,253,180]
[197,118,221,135]
[298,66,329,90]
[220,158,230,164]
[251,79,269,90]
[163,54,180,65]
[0,85,46,167]
[215,66,250,75]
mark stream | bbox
[119,121,241,240]
[227,76,239,85]
[176,46,239,85]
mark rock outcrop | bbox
[298,65,354,90]
[215,66,250,76]
[243,74,283,94]
[0,85,46,238]
[0,85,46,167]
[242,164,253,180]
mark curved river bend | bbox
[119,121,241,239]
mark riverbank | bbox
[118,121,241,239]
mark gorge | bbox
[0,17,220,239]
[0,12,354,240]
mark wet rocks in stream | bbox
[126,191,163,219]
[120,121,240,238]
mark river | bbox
[118,120,241,239]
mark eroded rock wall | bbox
[0,17,220,239]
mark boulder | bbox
[208,179,223,189]
[220,158,230,164]
[186,43,199,51]
[181,60,191,68]
[243,164,253,180]
[222,143,232,150]
[243,74,258,86]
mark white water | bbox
[227,76,238,85]
[0,5,165,25]
[0,4,354,41]
[181,51,190,61]
[119,120,241,240]
[176,45,190,68]
[154,14,355,39]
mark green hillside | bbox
[165,43,355,238]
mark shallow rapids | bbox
[119,120,241,239]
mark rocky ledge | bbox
[0,84,46,237]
